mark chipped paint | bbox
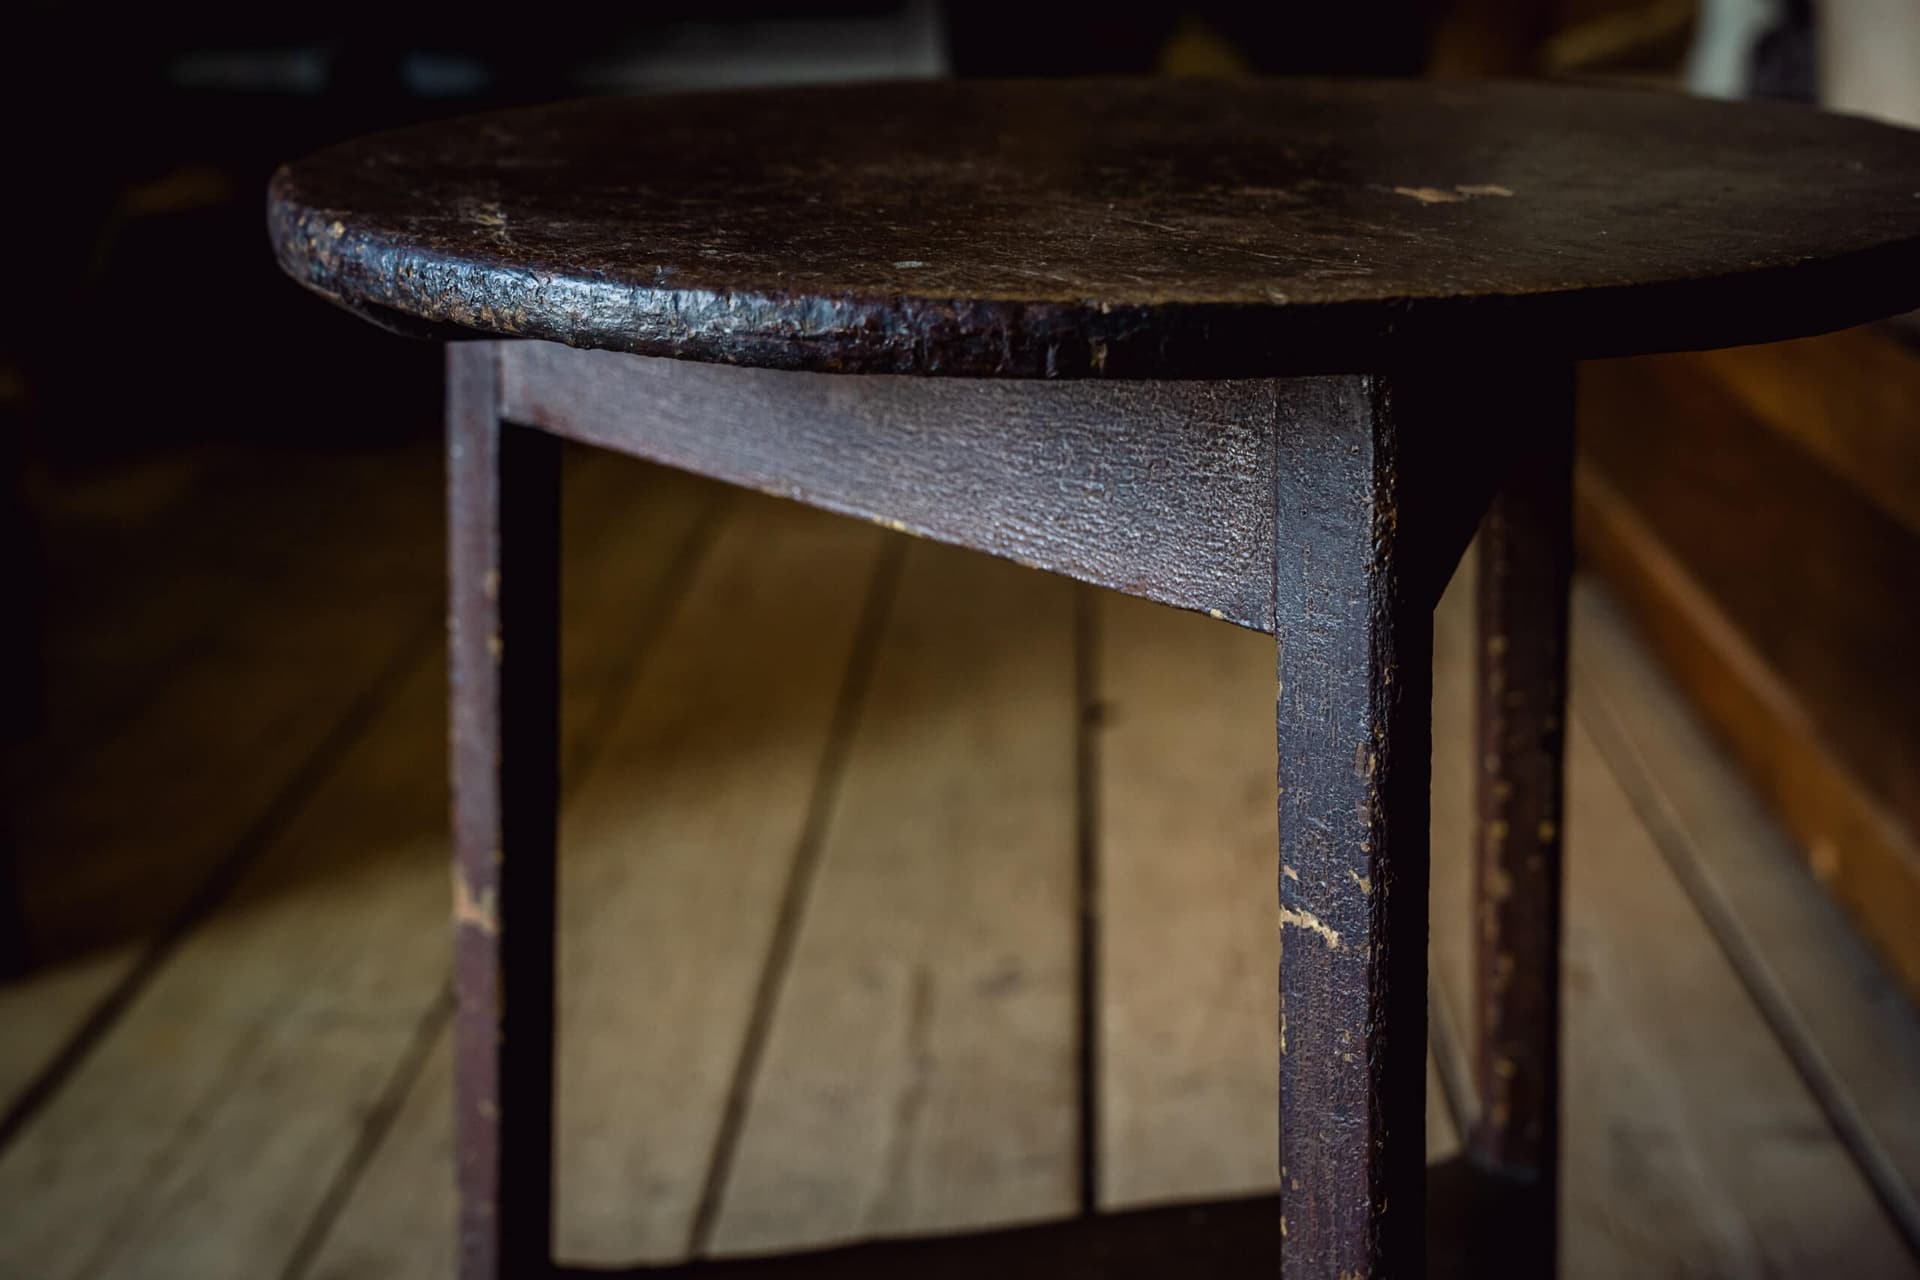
[1394,183,1515,204]
[1349,868,1372,895]
[1394,185,1467,205]
[453,866,499,936]
[1486,864,1514,902]
[1280,906,1341,949]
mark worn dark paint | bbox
[1274,376,1431,1277]
[500,341,1280,630]
[1470,372,1574,1273]
[268,79,1920,381]
[266,73,1920,1280]
[448,342,561,1280]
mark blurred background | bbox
[1,3,1918,1277]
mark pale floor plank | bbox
[0,457,714,1280]
[0,946,136,1121]
[309,491,888,1275]
[303,1030,459,1280]
[550,498,888,1265]
[1572,580,1920,1239]
[0,660,455,1280]
[1093,591,1281,1209]
[1432,562,1916,1277]
[1094,589,1464,1212]
[1553,712,1912,1277]
[709,543,1079,1255]
[2,499,1911,1279]
[0,446,446,1110]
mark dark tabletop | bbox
[269,78,1920,378]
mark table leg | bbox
[1274,376,1432,1278]
[448,341,562,1280]
[1470,379,1574,1274]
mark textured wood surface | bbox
[269,79,1920,379]
[0,453,715,1280]
[499,342,1278,631]
[1578,356,1920,1000]
[447,345,562,1280]
[1574,461,1920,1003]
[1467,370,1572,1259]
[1432,556,1919,1278]
[1272,376,1431,1276]
[1683,328,1920,539]
[708,540,1079,1254]
[1573,581,1920,1251]
[549,497,887,1264]
[1093,588,1464,1217]
[3,466,1917,1278]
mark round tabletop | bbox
[269,78,1920,379]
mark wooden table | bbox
[268,78,1920,1279]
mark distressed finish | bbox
[501,342,1280,630]
[1274,376,1432,1276]
[268,80,1920,380]
[266,73,1920,1280]
[448,343,561,1280]
[1470,368,1575,1272]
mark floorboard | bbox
[0,453,715,1280]
[707,541,1079,1256]
[1573,581,1920,1251]
[1434,561,1916,1277]
[551,497,888,1265]
[0,456,1913,1279]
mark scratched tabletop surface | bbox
[270,78,1920,378]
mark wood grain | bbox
[1579,355,1920,858]
[2,446,445,1114]
[1574,579,1920,1251]
[1432,560,1918,1278]
[1467,375,1572,1250]
[1554,712,1914,1276]
[8,465,1917,1277]
[708,542,1078,1254]
[269,80,1920,377]
[500,342,1280,633]
[0,455,715,1280]
[1273,376,1430,1277]
[551,498,888,1265]
[1094,586,1467,1206]
[1094,591,1282,1208]
[1685,327,1920,539]
[1574,463,1920,1000]
[448,344,562,1280]
[295,458,723,1280]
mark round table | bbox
[270,78,1920,1280]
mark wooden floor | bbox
[2,441,1917,1278]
